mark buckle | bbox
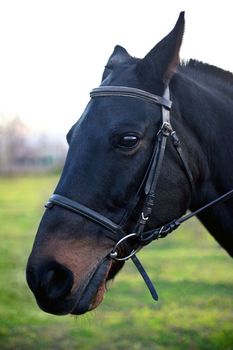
[161,122,173,136]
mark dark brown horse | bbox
[26,12,233,315]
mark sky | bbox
[0,0,232,138]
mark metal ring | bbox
[109,233,140,261]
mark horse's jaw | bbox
[70,258,112,315]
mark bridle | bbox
[45,85,233,301]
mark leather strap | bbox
[138,187,233,245]
[46,194,124,236]
[90,86,172,109]
[171,131,195,194]
[145,87,171,195]
[131,255,158,300]
[134,86,172,237]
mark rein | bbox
[45,85,233,301]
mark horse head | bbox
[26,12,193,315]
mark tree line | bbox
[0,116,67,174]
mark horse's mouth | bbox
[71,258,112,315]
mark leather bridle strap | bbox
[131,87,172,239]
[90,85,172,109]
[46,194,124,236]
[138,187,233,244]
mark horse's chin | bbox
[70,259,112,315]
[70,259,125,315]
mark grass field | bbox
[0,175,232,350]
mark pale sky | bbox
[0,0,232,138]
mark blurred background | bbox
[0,1,232,349]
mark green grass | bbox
[0,175,232,350]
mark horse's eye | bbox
[118,134,140,148]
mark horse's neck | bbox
[197,199,233,257]
[192,180,233,257]
[174,71,233,257]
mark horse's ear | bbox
[137,12,185,84]
[102,45,131,81]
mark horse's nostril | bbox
[41,263,74,300]
[26,260,74,302]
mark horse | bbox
[26,12,233,316]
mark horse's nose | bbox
[26,260,74,302]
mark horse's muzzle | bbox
[26,255,113,315]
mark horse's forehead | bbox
[84,97,158,128]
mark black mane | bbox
[180,59,233,93]
[183,59,233,83]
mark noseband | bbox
[45,85,233,301]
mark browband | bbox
[90,86,172,109]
